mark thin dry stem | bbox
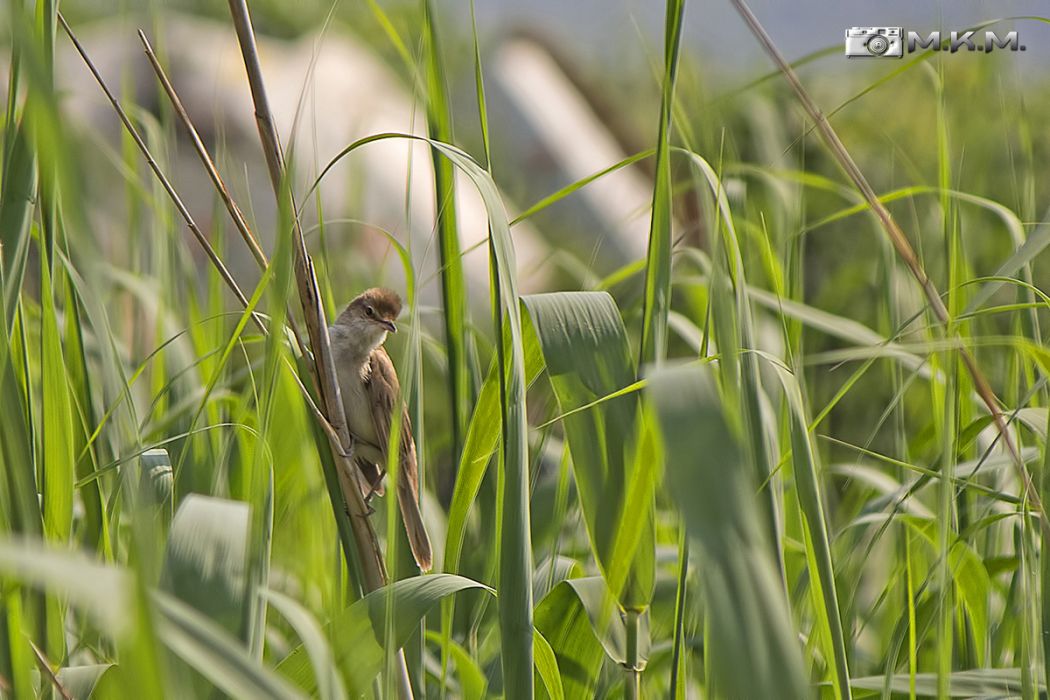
[138,30,267,269]
[136,30,316,382]
[58,13,348,451]
[55,12,267,338]
[223,0,388,590]
[729,0,1049,537]
[29,642,72,700]
[223,4,413,694]
[58,13,372,531]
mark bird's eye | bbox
[365,306,374,317]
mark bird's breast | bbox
[330,328,380,447]
[339,364,379,445]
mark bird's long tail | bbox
[397,482,433,571]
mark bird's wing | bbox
[364,347,419,496]
[365,347,432,571]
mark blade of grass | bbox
[648,363,808,698]
[275,575,492,696]
[38,244,73,664]
[766,360,852,699]
[422,0,474,465]
[638,0,685,368]
[0,117,36,331]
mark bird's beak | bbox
[379,319,397,333]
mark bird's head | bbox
[334,288,402,353]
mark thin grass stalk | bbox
[1041,406,1050,694]
[668,531,688,698]
[136,32,265,268]
[936,355,956,699]
[638,0,684,368]
[470,5,511,695]
[422,0,472,462]
[781,392,851,700]
[223,2,412,696]
[728,0,1050,538]
[624,608,641,699]
[29,640,71,700]
[933,63,960,696]
[631,2,684,694]
[34,0,70,665]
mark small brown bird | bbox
[329,288,433,571]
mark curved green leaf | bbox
[534,578,604,700]
[55,664,118,700]
[533,629,565,700]
[276,574,491,696]
[424,630,487,700]
[522,292,654,610]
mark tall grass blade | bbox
[647,363,808,698]
[521,292,654,611]
[63,286,109,555]
[38,248,74,664]
[1043,406,1050,698]
[39,257,74,547]
[422,0,473,461]
[638,0,685,367]
[767,359,852,699]
[686,150,784,574]
[0,119,36,330]
[0,318,40,536]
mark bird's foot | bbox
[344,502,376,518]
[362,485,381,515]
